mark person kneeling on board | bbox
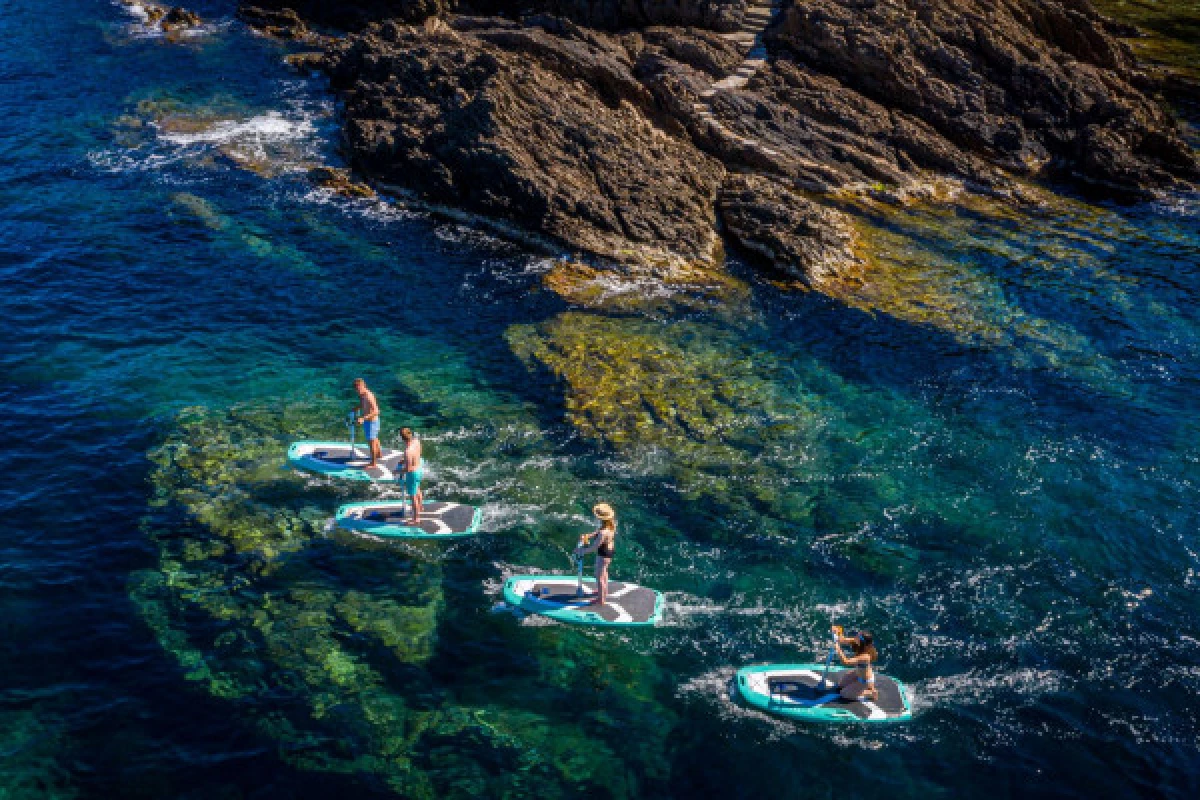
[574,503,617,607]
[833,628,879,702]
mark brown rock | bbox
[765,0,1198,195]
[161,6,201,31]
[309,166,376,198]
[325,19,726,269]
[718,173,864,290]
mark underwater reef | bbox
[132,405,675,798]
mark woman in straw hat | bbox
[574,503,617,606]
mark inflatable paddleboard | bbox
[336,500,482,539]
[736,663,912,723]
[287,441,405,482]
[503,575,663,627]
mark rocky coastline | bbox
[238,0,1198,290]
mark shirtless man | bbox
[353,378,381,469]
[400,427,423,523]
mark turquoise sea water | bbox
[2,1,1199,797]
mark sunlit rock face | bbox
[242,0,1197,298]
[324,18,727,273]
[764,0,1199,194]
[133,406,673,797]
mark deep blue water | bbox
[2,1,1199,797]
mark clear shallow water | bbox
[2,2,1199,797]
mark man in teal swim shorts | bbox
[400,427,424,524]
[353,378,381,469]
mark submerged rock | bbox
[134,406,672,797]
[308,165,375,198]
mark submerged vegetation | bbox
[132,406,673,798]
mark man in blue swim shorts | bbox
[353,378,382,469]
[400,427,424,523]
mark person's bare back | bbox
[399,427,424,523]
[353,378,382,467]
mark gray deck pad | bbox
[526,581,658,623]
[310,446,405,472]
[768,670,907,718]
[360,502,476,535]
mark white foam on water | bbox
[1148,189,1200,219]
[911,667,1066,714]
[156,110,315,148]
[112,2,233,40]
[675,668,798,739]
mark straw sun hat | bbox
[592,503,616,521]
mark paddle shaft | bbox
[819,626,842,690]
[347,411,358,459]
[575,532,591,596]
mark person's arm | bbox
[834,644,865,667]
[574,531,601,556]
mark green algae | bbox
[830,190,1137,395]
[134,404,673,797]
[1092,0,1200,82]
[171,193,319,273]
[0,710,77,800]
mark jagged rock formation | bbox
[324,17,728,270]
[718,172,864,288]
[242,0,1198,288]
[764,0,1199,194]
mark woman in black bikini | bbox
[574,503,616,607]
[833,628,879,702]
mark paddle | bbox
[818,625,843,691]
[574,531,592,597]
[346,410,359,460]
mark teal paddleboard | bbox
[503,574,663,627]
[736,663,912,723]
[287,440,404,482]
[336,500,482,539]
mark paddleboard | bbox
[336,500,482,539]
[736,663,912,723]
[287,441,405,482]
[503,575,663,627]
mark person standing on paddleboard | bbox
[400,427,424,524]
[574,503,617,607]
[353,378,382,469]
[833,628,878,702]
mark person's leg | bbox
[587,558,602,604]
[597,557,609,604]
[840,680,866,701]
[364,421,379,466]
[405,471,422,523]
[371,437,381,465]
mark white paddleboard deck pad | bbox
[503,575,663,627]
[288,441,405,482]
[737,663,912,722]
[336,501,482,538]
